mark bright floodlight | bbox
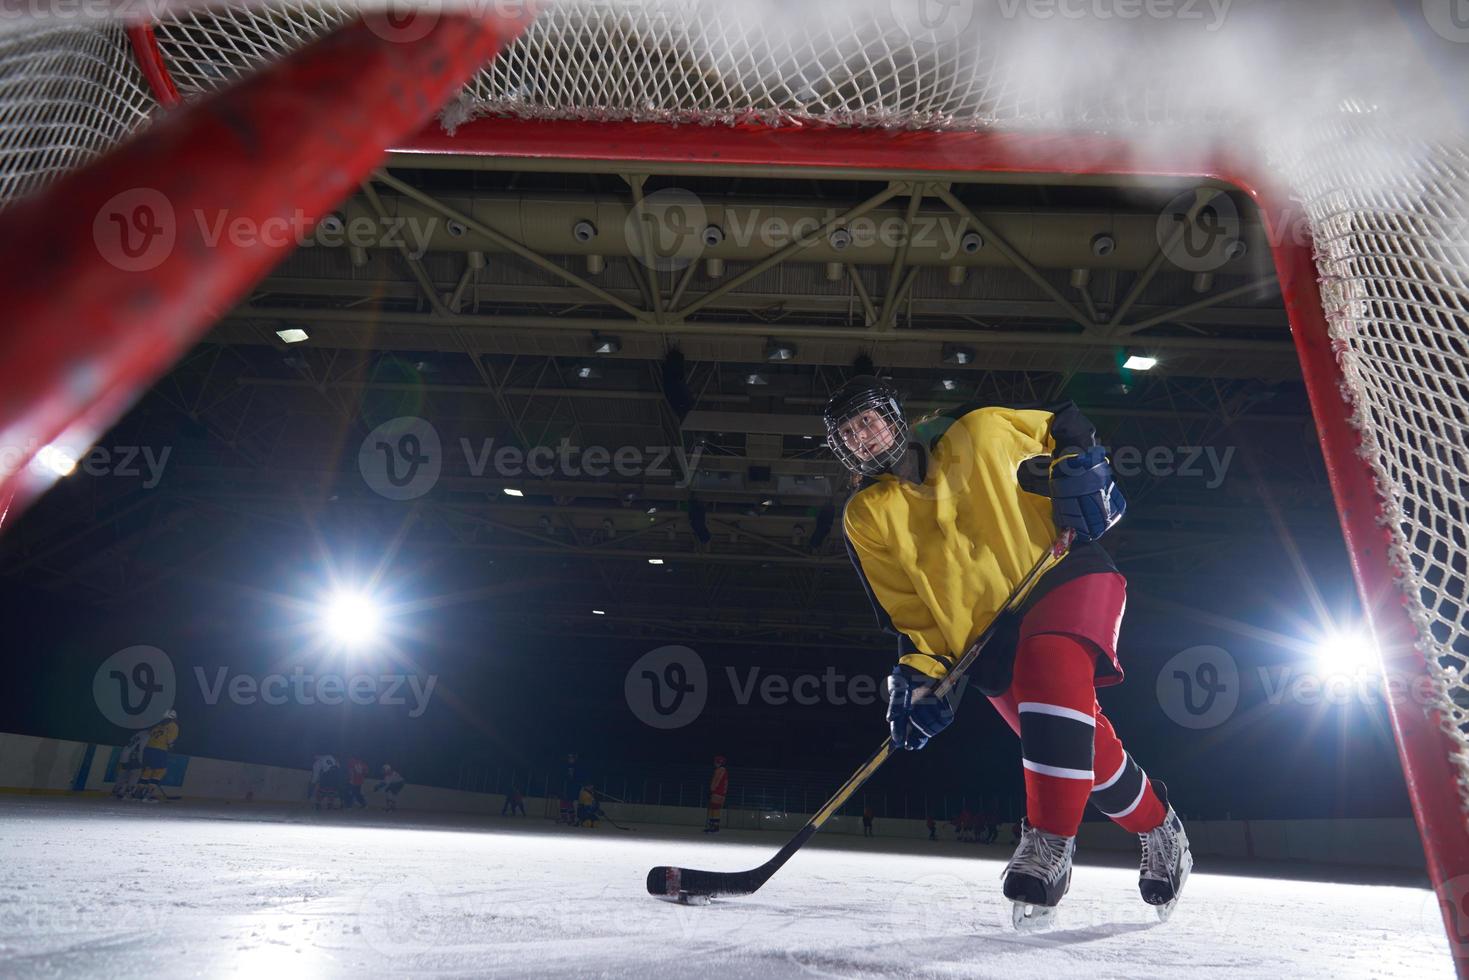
[1315,630,1378,670]
[321,591,381,647]
[35,444,77,478]
[1124,355,1158,371]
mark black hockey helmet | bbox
[822,375,910,476]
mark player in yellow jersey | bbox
[825,376,1191,929]
[136,709,178,802]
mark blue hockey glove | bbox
[1049,445,1126,541]
[886,666,956,751]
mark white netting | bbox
[0,20,152,205]
[0,0,1467,831]
[1276,119,1469,801]
[146,0,1238,130]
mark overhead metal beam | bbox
[1117,277,1280,337]
[370,169,649,320]
[250,276,1289,329]
[1105,186,1227,333]
[674,183,906,318]
[933,185,1097,331]
[231,306,1293,355]
[681,410,825,438]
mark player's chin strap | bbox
[646,529,1075,901]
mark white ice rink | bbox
[0,795,1451,979]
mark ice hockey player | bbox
[376,764,405,811]
[561,753,585,826]
[576,784,606,827]
[980,811,999,845]
[113,728,148,799]
[345,756,370,809]
[704,755,728,833]
[135,709,178,801]
[954,806,974,843]
[318,757,349,810]
[825,376,1192,928]
[308,753,339,808]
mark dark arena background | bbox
[1,2,1466,977]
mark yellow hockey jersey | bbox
[146,720,178,751]
[843,403,1115,680]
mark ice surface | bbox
[0,796,1451,978]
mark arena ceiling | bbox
[0,157,1336,648]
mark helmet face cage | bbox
[825,385,911,476]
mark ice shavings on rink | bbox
[0,796,1450,979]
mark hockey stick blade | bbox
[644,531,1073,902]
[647,826,817,899]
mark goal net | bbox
[0,0,1467,962]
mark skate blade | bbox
[1150,850,1194,923]
[1011,901,1059,932]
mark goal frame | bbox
[0,22,1462,969]
[408,117,1469,965]
[406,114,1467,849]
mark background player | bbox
[112,728,148,800]
[345,755,370,809]
[825,376,1192,927]
[704,755,728,833]
[376,763,405,811]
[308,753,338,807]
[135,709,178,802]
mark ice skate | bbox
[1002,819,1074,932]
[1138,787,1192,922]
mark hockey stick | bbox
[646,531,1074,901]
[590,789,638,830]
